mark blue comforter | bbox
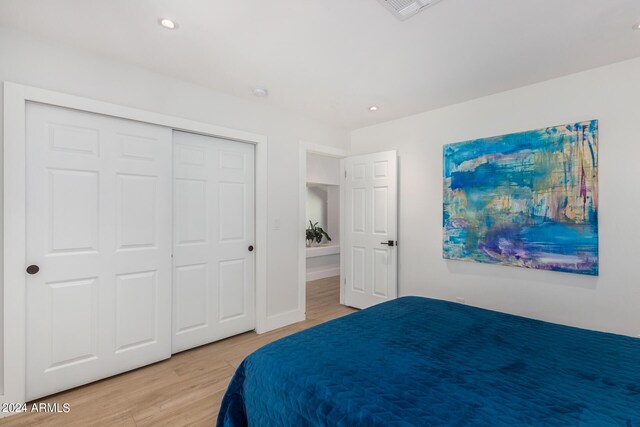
[217,297,640,426]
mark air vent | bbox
[376,0,443,21]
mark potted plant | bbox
[306,221,332,247]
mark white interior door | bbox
[26,103,172,400]
[343,151,398,309]
[172,131,255,353]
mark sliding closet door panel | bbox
[172,131,255,353]
[26,103,172,400]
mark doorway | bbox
[298,143,348,319]
[298,143,400,320]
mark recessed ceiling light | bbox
[634,22,640,30]
[369,106,379,112]
[252,87,269,98]
[159,18,177,30]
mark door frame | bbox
[2,82,269,408]
[298,142,348,318]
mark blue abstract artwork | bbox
[443,121,599,276]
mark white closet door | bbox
[25,103,172,400]
[343,150,398,309]
[172,131,255,353]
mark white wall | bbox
[306,153,341,243]
[326,186,340,245]
[306,250,340,282]
[305,185,340,243]
[307,152,341,185]
[306,185,328,230]
[0,26,348,395]
[350,58,640,337]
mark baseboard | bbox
[260,308,305,333]
[306,267,340,282]
[0,411,18,419]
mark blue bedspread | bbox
[217,297,640,426]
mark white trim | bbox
[2,82,269,408]
[339,158,346,305]
[306,244,340,258]
[298,142,348,320]
[305,142,348,158]
[3,83,27,410]
[264,308,306,332]
[254,134,269,334]
[306,267,341,282]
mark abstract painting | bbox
[443,120,598,275]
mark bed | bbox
[217,296,640,426]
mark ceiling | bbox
[1,0,639,130]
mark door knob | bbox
[26,265,40,275]
[380,240,395,247]
[248,245,254,252]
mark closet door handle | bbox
[248,245,254,252]
[380,240,395,247]
[26,265,40,275]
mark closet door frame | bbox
[2,82,268,411]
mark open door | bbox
[343,150,398,309]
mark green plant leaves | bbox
[306,220,332,244]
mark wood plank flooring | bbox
[3,276,355,426]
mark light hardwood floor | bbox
[3,276,355,426]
